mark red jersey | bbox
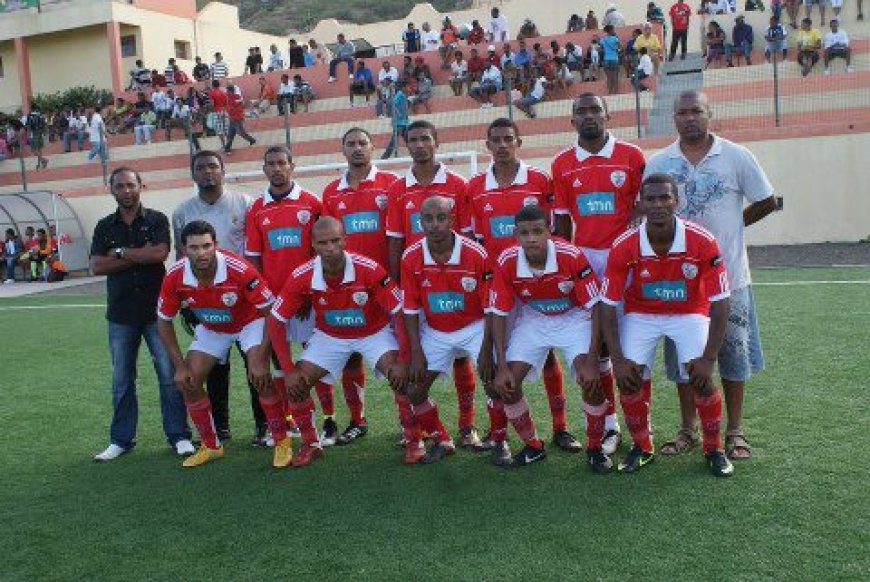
[552,135,645,250]
[272,252,402,339]
[226,91,245,120]
[401,234,491,333]
[468,162,554,258]
[490,239,600,317]
[209,89,227,112]
[321,167,400,268]
[601,218,730,316]
[385,164,472,247]
[669,2,692,30]
[158,250,273,333]
[244,183,322,293]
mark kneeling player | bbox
[157,221,292,469]
[600,174,733,477]
[269,217,409,467]
[489,206,606,470]
[402,196,493,464]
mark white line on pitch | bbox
[0,304,104,311]
[754,280,870,286]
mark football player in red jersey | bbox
[600,174,733,477]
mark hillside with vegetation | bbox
[198,0,473,35]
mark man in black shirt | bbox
[192,56,211,82]
[287,39,305,69]
[90,167,193,461]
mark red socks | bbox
[620,380,653,452]
[259,392,288,443]
[186,398,218,449]
[288,398,319,445]
[542,357,567,432]
[393,392,419,443]
[452,359,476,430]
[410,399,450,444]
[694,389,724,453]
[314,381,334,418]
[504,398,543,449]
[341,365,366,425]
[583,400,608,451]
[487,397,508,443]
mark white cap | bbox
[487,44,496,51]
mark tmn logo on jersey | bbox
[267,227,302,249]
[343,211,380,234]
[642,280,688,302]
[193,308,233,324]
[410,212,423,233]
[528,298,571,314]
[489,216,515,238]
[577,192,615,216]
[428,292,465,314]
[324,309,367,327]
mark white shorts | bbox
[285,313,315,344]
[505,307,593,380]
[300,326,398,384]
[620,313,709,382]
[421,320,484,374]
[190,318,265,361]
[579,246,610,279]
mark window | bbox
[174,40,191,61]
[120,35,137,58]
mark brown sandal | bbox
[660,427,700,456]
[725,430,752,460]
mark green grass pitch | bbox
[1,267,868,581]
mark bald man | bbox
[644,90,777,462]
[268,217,411,466]
[401,196,494,464]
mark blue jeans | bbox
[108,321,191,449]
[88,141,107,163]
[328,55,354,78]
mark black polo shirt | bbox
[90,206,170,326]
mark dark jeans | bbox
[277,94,295,114]
[329,55,354,77]
[206,343,267,434]
[670,29,688,59]
[224,119,255,151]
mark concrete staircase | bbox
[646,52,705,136]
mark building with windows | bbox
[0,0,284,112]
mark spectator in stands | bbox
[301,44,314,67]
[514,74,547,118]
[440,16,460,69]
[288,39,306,69]
[276,73,294,115]
[468,20,485,45]
[823,19,853,74]
[502,43,517,68]
[153,87,174,132]
[268,44,285,71]
[635,22,663,74]
[421,22,440,52]
[647,2,666,25]
[349,60,376,107]
[376,77,395,117]
[565,41,584,72]
[632,46,654,91]
[449,50,469,95]
[61,109,78,153]
[245,47,258,75]
[248,76,276,117]
[211,52,229,79]
[624,28,643,77]
[567,14,585,32]
[795,17,822,76]
[400,56,417,93]
[669,1,692,61]
[804,0,828,24]
[207,80,228,149]
[167,96,200,150]
[413,56,433,83]
[704,21,727,69]
[134,108,157,145]
[193,56,210,82]
[601,25,622,94]
[3,228,22,283]
[586,10,600,31]
[308,39,330,65]
[518,18,541,40]
[726,14,754,67]
[488,7,509,43]
[404,22,422,53]
[514,39,532,82]
[165,58,177,86]
[467,47,486,87]
[151,69,167,87]
[603,4,627,28]
[486,44,501,68]
[408,71,433,113]
[552,57,575,94]
[328,33,356,82]
[379,60,399,84]
[26,103,48,170]
[470,60,502,108]
[224,82,256,154]
[764,15,788,63]
[383,79,410,158]
[173,65,190,85]
[291,74,316,112]
[129,59,151,90]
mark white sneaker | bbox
[602,429,622,456]
[94,444,127,461]
[825,67,831,75]
[174,439,195,456]
[327,76,336,83]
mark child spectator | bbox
[449,50,469,95]
[376,77,395,118]
[408,72,432,113]
[764,15,788,63]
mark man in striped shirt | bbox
[210,52,229,80]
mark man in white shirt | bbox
[378,61,399,84]
[421,22,440,51]
[488,7,509,43]
[632,47,655,91]
[514,75,547,118]
[87,105,108,164]
[276,73,295,115]
[469,61,502,108]
[823,19,852,74]
[267,44,285,71]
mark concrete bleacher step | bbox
[703,50,870,87]
[647,53,705,136]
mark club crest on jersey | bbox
[682,263,698,279]
[297,210,312,225]
[610,170,627,188]
[375,195,388,209]
[221,292,238,307]
[352,291,369,306]
[557,280,574,294]
[523,196,539,207]
[461,277,477,292]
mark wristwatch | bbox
[114,247,126,259]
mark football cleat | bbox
[491,440,513,467]
[706,450,735,478]
[553,430,584,453]
[291,443,323,468]
[335,422,368,446]
[420,441,456,465]
[586,448,614,474]
[182,445,224,468]
[403,441,425,465]
[251,424,269,447]
[458,427,491,452]
[618,445,654,473]
[601,429,622,456]
[272,438,293,469]
[320,417,339,447]
[510,444,547,468]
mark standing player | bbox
[489,206,605,469]
[268,217,410,467]
[600,174,734,477]
[321,128,401,445]
[157,221,290,468]
[644,90,776,461]
[385,120,487,450]
[469,117,583,454]
[173,150,268,446]
[244,145,331,444]
[552,93,646,457]
[402,196,493,464]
